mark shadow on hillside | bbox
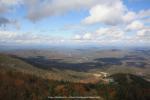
[13,55,147,72]
[14,56,103,72]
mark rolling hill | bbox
[0,53,150,100]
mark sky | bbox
[0,0,150,46]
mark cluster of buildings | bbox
[93,72,114,84]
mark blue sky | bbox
[0,0,149,46]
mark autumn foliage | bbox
[0,69,150,100]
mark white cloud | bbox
[73,27,124,43]
[95,28,108,35]
[126,20,144,30]
[82,0,150,26]
[25,0,101,22]
[0,31,17,39]
[74,34,81,40]
[137,28,150,37]
[0,31,66,44]
[1,0,149,24]
[26,0,132,22]
[82,0,125,25]
[72,25,150,45]
[83,33,92,40]
[96,27,124,38]
[73,33,92,40]
[123,11,137,23]
[80,0,149,45]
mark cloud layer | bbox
[0,0,149,45]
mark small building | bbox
[100,72,109,78]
